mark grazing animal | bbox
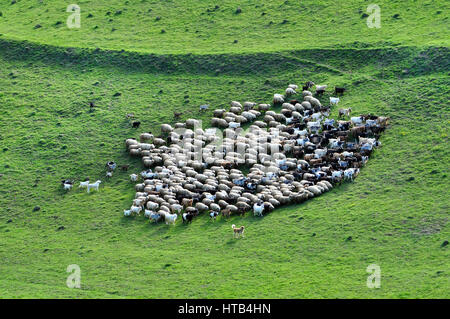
[144,210,153,218]
[377,116,389,126]
[106,171,113,178]
[87,181,102,193]
[344,168,359,181]
[273,94,284,104]
[126,113,134,119]
[285,87,296,96]
[123,209,132,217]
[303,81,315,91]
[149,212,162,223]
[338,108,352,118]
[146,201,159,211]
[106,161,117,171]
[209,211,219,221]
[338,160,349,168]
[361,143,373,151]
[132,121,141,128]
[130,174,138,182]
[87,180,101,193]
[222,208,231,218]
[315,85,327,94]
[173,111,183,119]
[332,170,343,181]
[165,213,178,225]
[335,87,346,94]
[141,170,157,179]
[316,89,325,95]
[232,224,245,238]
[79,180,89,188]
[253,202,264,217]
[182,198,193,208]
[182,212,194,224]
[362,156,369,165]
[130,205,142,216]
[330,97,340,106]
[351,116,363,125]
[171,204,183,214]
[199,104,209,112]
[351,125,366,136]
[120,164,130,171]
[63,183,73,191]
[229,122,241,129]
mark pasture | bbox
[0,0,448,298]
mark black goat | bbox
[132,121,141,128]
[335,87,346,94]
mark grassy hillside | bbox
[0,1,448,298]
[0,0,448,54]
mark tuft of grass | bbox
[0,0,447,54]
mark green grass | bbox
[0,0,449,298]
[0,0,448,54]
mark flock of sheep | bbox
[120,82,388,225]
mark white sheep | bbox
[171,203,183,214]
[285,87,296,96]
[258,104,271,111]
[130,174,138,182]
[273,94,284,104]
[146,201,159,210]
[230,101,243,108]
[161,124,174,134]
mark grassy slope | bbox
[0,0,448,54]
[0,1,449,299]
